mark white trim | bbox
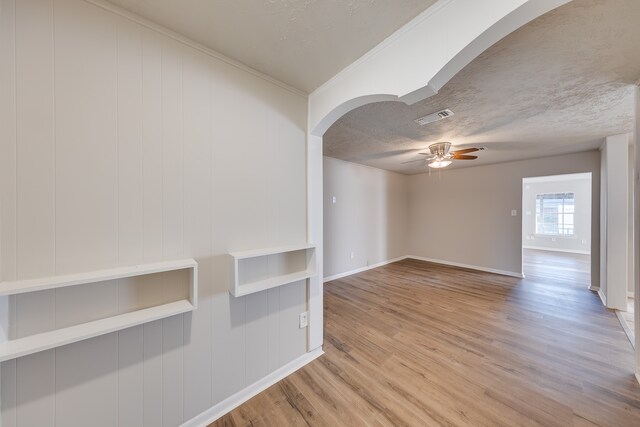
[629,291,635,298]
[589,285,600,292]
[83,0,306,98]
[598,289,607,306]
[523,172,592,184]
[615,310,635,349]
[636,372,640,386]
[181,348,324,427]
[522,246,591,255]
[406,255,524,278]
[323,256,408,283]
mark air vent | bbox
[414,109,454,126]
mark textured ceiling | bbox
[104,0,439,93]
[324,0,640,174]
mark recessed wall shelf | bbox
[229,244,316,297]
[0,258,198,362]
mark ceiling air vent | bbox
[414,109,454,126]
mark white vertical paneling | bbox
[0,0,17,285]
[142,30,164,262]
[0,361,17,427]
[279,281,307,365]
[212,294,246,404]
[116,21,144,266]
[162,315,184,425]
[53,0,119,424]
[142,321,163,427]
[141,29,164,426]
[245,292,269,384]
[0,0,17,424]
[267,288,281,372]
[116,21,145,427]
[13,0,56,425]
[2,0,310,425]
[182,51,213,418]
[15,0,55,280]
[55,335,118,427]
[118,325,143,427]
[54,0,118,274]
[161,40,184,260]
[16,351,55,427]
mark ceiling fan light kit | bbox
[402,142,485,169]
[428,160,452,168]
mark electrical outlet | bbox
[299,312,308,328]
[511,209,517,217]
[582,239,587,245]
[350,251,355,260]
[332,196,337,204]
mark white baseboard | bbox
[636,372,640,386]
[406,255,524,278]
[589,285,600,292]
[629,291,635,298]
[522,245,590,255]
[598,289,607,306]
[323,256,408,283]
[182,347,324,427]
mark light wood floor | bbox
[212,258,640,426]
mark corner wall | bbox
[0,0,309,425]
[323,157,409,279]
[407,151,601,282]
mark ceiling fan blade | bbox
[452,154,478,160]
[401,159,427,164]
[451,147,480,155]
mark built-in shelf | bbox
[0,259,198,362]
[229,244,316,297]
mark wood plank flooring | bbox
[211,258,640,426]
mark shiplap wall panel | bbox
[0,0,308,425]
[55,335,118,427]
[16,352,54,427]
[118,325,144,427]
[13,1,57,425]
[116,21,144,268]
[278,281,307,365]
[16,0,55,280]
[0,0,17,424]
[245,293,270,384]
[55,0,119,275]
[0,0,17,287]
[182,51,214,419]
[267,288,281,372]
[142,321,163,427]
[141,31,164,263]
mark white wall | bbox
[323,157,408,278]
[408,151,601,281]
[522,174,592,254]
[600,134,630,310]
[0,0,308,426]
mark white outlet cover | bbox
[511,210,517,216]
[332,196,337,204]
[299,312,308,328]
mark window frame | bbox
[534,192,576,237]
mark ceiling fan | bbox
[402,142,485,168]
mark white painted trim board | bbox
[182,348,324,427]
[406,255,524,278]
[522,245,591,255]
[323,256,408,283]
[323,255,524,283]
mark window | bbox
[535,193,575,236]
